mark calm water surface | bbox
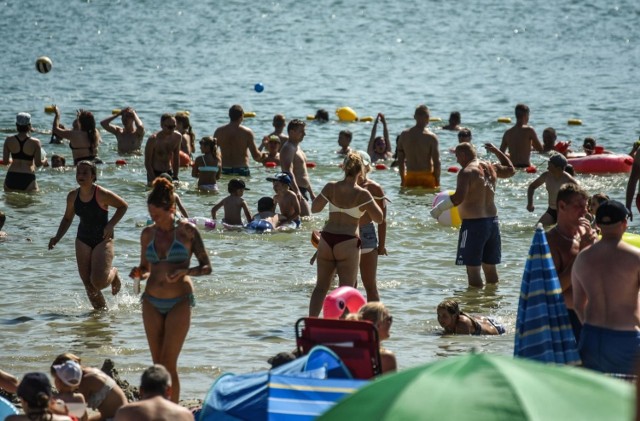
[0,0,639,399]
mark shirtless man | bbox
[397,105,441,188]
[214,104,264,176]
[499,103,543,168]
[144,114,181,186]
[100,107,145,154]
[430,142,515,287]
[114,365,192,421]
[546,183,597,343]
[572,200,640,374]
[442,111,462,131]
[280,119,315,216]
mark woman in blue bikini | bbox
[309,152,383,317]
[130,176,211,403]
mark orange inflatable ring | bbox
[179,151,191,167]
[322,286,366,319]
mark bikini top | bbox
[11,136,35,161]
[199,165,218,172]
[320,192,372,219]
[145,223,190,264]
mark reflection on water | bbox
[69,311,115,351]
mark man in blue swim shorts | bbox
[573,200,640,375]
[431,142,515,287]
[214,104,266,177]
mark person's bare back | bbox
[499,104,543,167]
[214,122,257,168]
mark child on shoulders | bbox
[527,153,578,226]
[211,179,252,226]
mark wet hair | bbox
[77,160,97,182]
[51,154,66,167]
[273,114,286,128]
[515,103,530,119]
[314,109,329,122]
[148,177,176,210]
[160,113,175,125]
[564,164,575,176]
[358,302,390,325]
[16,124,30,133]
[591,192,610,207]
[287,119,306,133]
[140,364,171,398]
[543,127,556,139]
[257,196,275,212]
[437,299,460,316]
[229,104,244,121]
[176,112,196,152]
[583,137,597,149]
[556,183,589,208]
[342,151,365,178]
[339,129,353,141]
[77,110,100,152]
[0,211,5,230]
[414,105,430,118]
[458,128,472,140]
[449,111,461,123]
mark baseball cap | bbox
[549,153,568,169]
[17,373,52,405]
[266,172,292,185]
[52,360,83,387]
[595,200,630,225]
[16,112,31,126]
[228,179,249,191]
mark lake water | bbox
[1,0,639,400]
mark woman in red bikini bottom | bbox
[308,151,383,317]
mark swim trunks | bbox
[402,171,438,188]
[486,317,506,335]
[544,207,558,223]
[456,216,501,266]
[360,222,378,254]
[4,171,35,190]
[578,323,640,375]
[299,186,311,201]
[567,308,582,343]
[222,167,250,176]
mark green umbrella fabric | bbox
[319,353,633,421]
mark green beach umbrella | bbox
[319,353,633,421]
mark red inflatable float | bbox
[179,151,191,167]
[568,154,632,174]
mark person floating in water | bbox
[437,299,505,335]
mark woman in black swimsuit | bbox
[48,161,128,309]
[51,106,102,165]
[3,112,47,192]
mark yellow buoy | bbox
[336,107,358,122]
[568,119,582,126]
[44,105,56,114]
[358,116,374,123]
[429,117,442,122]
[497,117,512,123]
[243,111,256,118]
[112,109,121,115]
[306,115,316,121]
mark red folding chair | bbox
[295,317,382,379]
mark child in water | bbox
[192,136,221,192]
[210,179,252,226]
[437,299,505,335]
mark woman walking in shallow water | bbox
[130,177,211,402]
[48,161,127,309]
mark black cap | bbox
[228,179,249,191]
[596,200,630,225]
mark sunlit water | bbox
[0,0,639,399]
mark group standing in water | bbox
[3,99,640,404]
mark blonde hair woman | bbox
[356,302,397,373]
[309,152,383,317]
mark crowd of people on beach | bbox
[2,101,640,419]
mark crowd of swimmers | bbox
[3,102,640,415]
